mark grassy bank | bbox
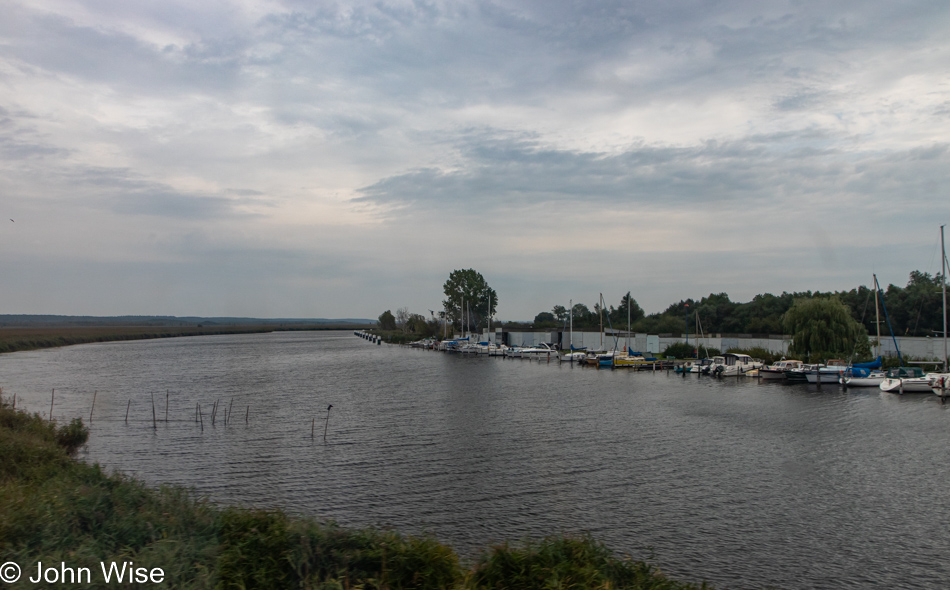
[0,324,372,355]
[0,400,712,589]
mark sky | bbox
[1,0,948,321]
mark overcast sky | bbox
[1,0,948,321]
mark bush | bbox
[662,342,700,359]
[56,418,89,455]
[469,535,710,589]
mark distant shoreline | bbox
[0,323,374,355]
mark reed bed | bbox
[0,324,369,355]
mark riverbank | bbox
[0,323,372,355]
[0,400,712,589]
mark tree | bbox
[783,297,870,363]
[571,303,594,328]
[406,313,429,335]
[609,292,644,328]
[533,312,556,327]
[377,310,396,331]
[395,307,411,332]
[442,269,498,332]
[552,305,568,322]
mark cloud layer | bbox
[1,1,948,318]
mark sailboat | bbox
[931,225,950,397]
[559,299,587,363]
[875,267,939,394]
[842,285,886,387]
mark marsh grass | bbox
[0,399,712,589]
[0,324,371,355]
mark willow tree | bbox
[442,269,498,333]
[783,297,870,363]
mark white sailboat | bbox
[559,299,587,363]
[931,225,950,397]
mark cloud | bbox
[1,0,949,318]
[356,129,950,217]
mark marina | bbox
[4,330,950,589]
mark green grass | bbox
[0,399,713,589]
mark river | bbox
[2,330,949,589]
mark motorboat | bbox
[508,343,558,359]
[674,358,713,373]
[711,353,763,377]
[613,351,656,368]
[558,350,588,363]
[759,359,803,380]
[804,359,849,384]
[784,363,821,383]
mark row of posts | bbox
[8,387,334,441]
[354,330,382,345]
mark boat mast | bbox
[627,292,631,353]
[599,293,604,350]
[569,298,573,351]
[874,278,881,359]
[942,224,948,372]
[488,292,491,338]
[695,311,708,358]
[874,273,903,366]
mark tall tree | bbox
[442,269,498,332]
[609,292,644,327]
[377,310,396,331]
[534,312,556,327]
[783,297,870,362]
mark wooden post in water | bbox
[311,417,315,439]
[90,391,97,423]
[324,404,333,441]
[211,400,218,426]
[226,398,234,426]
[151,392,157,430]
[198,404,203,432]
[245,405,249,425]
[126,400,131,423]
[195,402,199,422]
[165,390,169,423]
[49,389,55,423]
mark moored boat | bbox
[932,374,950,397]
[759,359,803,380]
[711,353,763,377]
[613,350,658,368]
[880,366,933,394]
[840,357,886,387]
[804,359,849,384]
[842,368,886,387]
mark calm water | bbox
[3,330,950,589]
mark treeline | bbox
[530,271,946,337]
